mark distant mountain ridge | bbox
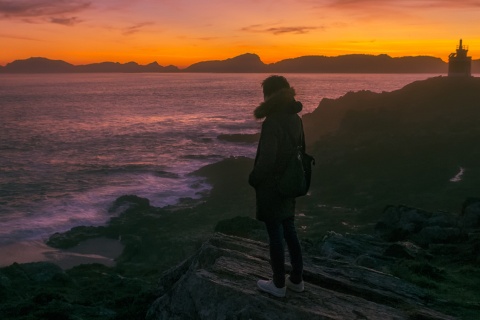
[1,57,178,73]
[1,54,480,73]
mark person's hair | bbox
[261,75,290,97]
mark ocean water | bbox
[0,73,437,244]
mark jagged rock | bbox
[146,233,455,320]
[355,254,378,269]
[375,205,432,242]
[46,194,153,249]
[47,225,107,249]
[374,204,477,249]
[424,212,457,228]
[318,232,435,268]
[108,194,151,214]
[383,242,424,260]
[317,231,390,270]
[412,226,464,247]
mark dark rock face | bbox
[302,76,480,214]
[47,225,107,249]
[46,195,150,249]
[375,205,439,242]
[146,233,455,320]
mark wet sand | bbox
[0,237,124,270]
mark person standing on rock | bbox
[249,75,305,297]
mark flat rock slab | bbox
[146,233,456,320]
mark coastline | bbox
[1,76,480,319]
[0,155,255,271]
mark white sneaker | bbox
[285,275,304,292]
[257,279,286,297]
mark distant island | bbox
[1,53,479,74]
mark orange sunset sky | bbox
[1,0,479,68]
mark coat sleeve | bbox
[248,119,280,188]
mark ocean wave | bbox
[79,164,164,176]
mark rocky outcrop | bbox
[0,262,122,319]
[146,233,456,320]
[375,198,480,252]
[2,196,479,319]
[301,76,480,214]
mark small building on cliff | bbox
[448,39,472,77]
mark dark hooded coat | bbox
[248,88,305,222]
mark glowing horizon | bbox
[1,0,479,68]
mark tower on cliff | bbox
[448,39,472,77]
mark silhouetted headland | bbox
[2,54,479,73]
[183,53,267,73]
[303,76,480,214]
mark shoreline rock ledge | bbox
[146,233,455,320]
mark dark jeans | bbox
[264,216,303,288]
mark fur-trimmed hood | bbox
[254,88,303,119]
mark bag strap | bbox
[283,117,305,153]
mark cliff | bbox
[302,76,480,213]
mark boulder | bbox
[47,225,106,249]
[375,205,432,241]
[317,231,390,269]
[425,212,458,228]
[375,204,473,248]
[108,194,151,214]
[146,233,455,320]
[412,226,464,247]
